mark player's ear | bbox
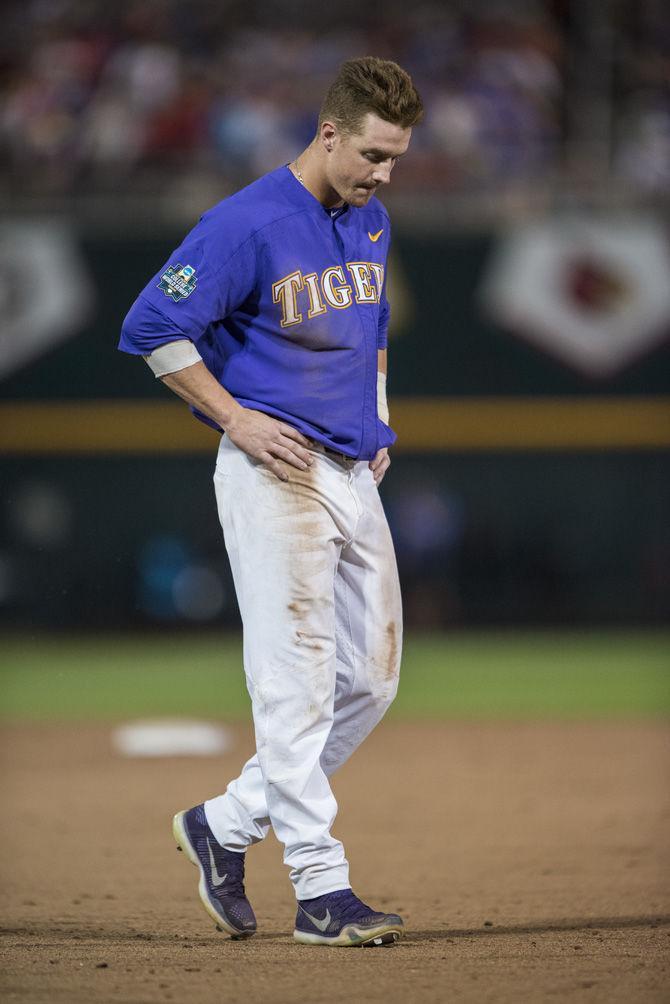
[319,121,337,152]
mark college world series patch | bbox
[158,263,197,302]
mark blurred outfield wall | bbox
[0,222,669,630]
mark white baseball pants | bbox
[204,433,402,900]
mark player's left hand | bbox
[369,448,390,486]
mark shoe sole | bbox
[172,810,255,940]
[293,922,404,947]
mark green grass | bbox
[1,631,668,722]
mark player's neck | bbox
[291,146,344,210]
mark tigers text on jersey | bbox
[119,166,394,460]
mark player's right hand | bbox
[225,407,314,481]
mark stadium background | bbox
[1,1,669,1002]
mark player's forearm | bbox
[160,361,243,430]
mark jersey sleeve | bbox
[377,269,390,350]
[119,213,257,356]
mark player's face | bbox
[325,113,412,207]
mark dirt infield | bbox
[1,720,668,1003]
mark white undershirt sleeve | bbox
[377,371,389,425]
[143,340,203,378]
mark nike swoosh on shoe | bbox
[207,838,228,887]
[300,906,331,932]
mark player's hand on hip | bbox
[369,448,390,486]
[225,407,314,480]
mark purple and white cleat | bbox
[294,888,404,947]
[172,804,256,939]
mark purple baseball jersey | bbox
[119,165,394,460]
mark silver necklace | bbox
[293,159,305,186]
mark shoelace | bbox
[207,843,246,899]
[305,888,378,923]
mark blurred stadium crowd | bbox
[2,0,669,202]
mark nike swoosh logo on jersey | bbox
[300,906,332,932]
[368,229,383,242]
[207,838,228,887]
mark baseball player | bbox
[120,57,423,947]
